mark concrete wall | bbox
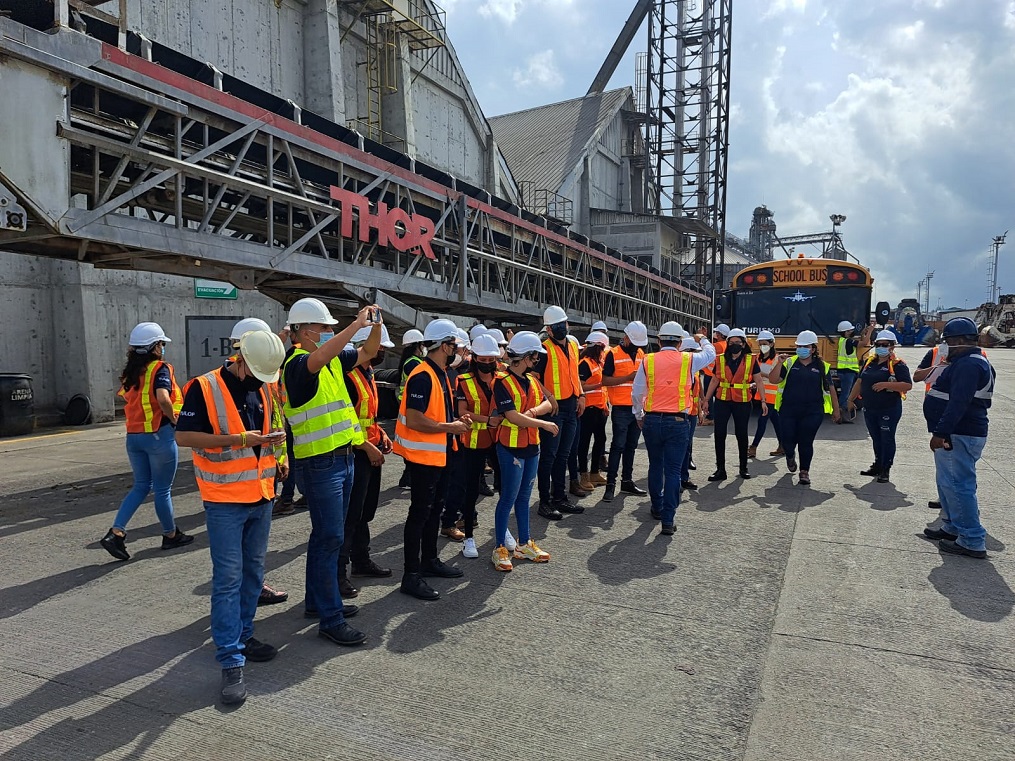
[0,251,286,424]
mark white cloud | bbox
[512,49,563,89]
[478,0,524,24]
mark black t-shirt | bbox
[780,358,828,415]
[405,358,455,448]
[859,358,912,411]
[603,343,639,377]
[493,372,539,458]
[151,364,173,428]
[283,347,359,410]
[346,365,374,408]
[578,360,594,382]
[917,349,936,370]
[532,338,575,379]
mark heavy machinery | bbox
[888,299,936,346]
[975,295,1015,347]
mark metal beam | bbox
[588,0,653,95]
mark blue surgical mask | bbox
[875,347,891,357]
[316,331,335,347]
[795,347,811,359]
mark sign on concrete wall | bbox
[194,278,238,299]
[185,316,241,379]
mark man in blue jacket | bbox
[921,318,996,559]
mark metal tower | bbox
[645,0,733,289]
[987,231,1008,304]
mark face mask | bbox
[938,343,949,360]
[316,331,335,347]
[549,322,568,341]
[875,347,891,358]
[159,345,167,359]
[371,350,385,367]
[759,344,771,354]
[474,361,497,374]
[726,343,743,355]
[240,372,263,391]
[450,353,464,369]
[796,347,812,359]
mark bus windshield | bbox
[734,286,870,337]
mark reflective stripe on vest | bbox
[457,372,495,450]
[121,361,183,433]
[838,337,860,372]
[606,345,645,406]
[925,354,994,402]
[861,356,908,401]
[543,338,580,400]
[188,370,277,503]
[703,340,726,376]
[774,356,833,414]
[498,372,543,449]
[282,350,365,459]
[391,360,454,466]
[397,355,423,401]
[643,351,694,413]
[754,356,779,404]
[348,366,381,446]
[716,354,755,403]
[581,357,607,409]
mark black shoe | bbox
[351,559,392,578]
[681,480,698,491]
[420,558,465,578]
[688,458,696,471]
[319,623,367,646]
[708,470,727,482]
[938,539,986,559]
[739,468,751,480]
[650,508,662,520]
[339,578,359,598]
[877,468,890,483]
[538,501,564,520]
[242,636,278,662]
[660,523,676,536]
[272,499,296,517]
[923,527,958,542]
[479,482,495,497]
[257,584,289,606]
[553,497,585,514]
[304,604,359,619]
[292,496,309,509]
[220,667,246,705]
[400,572,440,600]
[928,500,942,510]
[786,456,797,473]
[602,485,615,503]
[620,481,646,495]
[161,527,195,550]
[100,529,130,561]
[398,472,411,489]
[860,463,880,477]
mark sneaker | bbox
[440,526,466,542]
[161,527,194,550]
[400,572,439,600]
[257,583,289,606]
[242,636,278,662]
[100,529,130,561]
[220,666,246,705]
[492,545,513,572]
[462,537,479,558]
[319,623,367,646]
[339,578,359,598]
[514,540,550,563]
[351,559,392,578]
[537,501,563,521]
[504,529,518,552]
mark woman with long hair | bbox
[577,332,609,489]
[396,329,426,489]
[747,330,783,459]
[99,322,193,560]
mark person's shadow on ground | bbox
[586,518,676,586]
[928,551,1015,623]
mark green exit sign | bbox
[194,278,237,300]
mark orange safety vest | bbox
[581,356,607,409]
[754,355,779,404]
[703,340,726,377]
[643,350,694,413]
[185,369,277,503]
[689,374,700,416]
[457,371,496,449]
[120,360,183,433]
[392,360,455,466]
[347,366,382,446]
[924,346,987,391]
[497,372,544,449]
[606,345,645,406]
[716,354,755,403]
[542,338,581,400]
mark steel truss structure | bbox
[0,17,708,330]
[645,0,732,290]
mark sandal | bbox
[798,470,810,486]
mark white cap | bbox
[591,320,608,332]
[487,328,508,346]
[230,317,272,341]
[680,337,700,351]
[795,330,819,346]
[727,328,747,339]
[757,330,775,341]
[658,321,684,340]
[402,328,425,345]
[287,297,338,326]
[875,330,897,344]
[129,322,170,348]
[624,320,649,346]
[543,305,568,325]
[423,319,460,343]
[713,324,731,337]
[239,330,286,383]
[838,320,855,333]
[507,330,547,356]
[585,331,609,347]
[471,333,501,358]
[351,325,395,348]
[469,324,488,341]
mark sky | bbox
[442,0,1015,311]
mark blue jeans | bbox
[278,425,304,502]
[935,435,987,552]
[607,405,641,485]
[300,449,355,629]
[537,395,579,502]
[863,405,902,467]
[205,500,272,668]
[681,415,698,482]
[114,429,179,534]
[496,445,538,547]
[751,406,781,448]
[642,414,691,525]
[838,371,857,418]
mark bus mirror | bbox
[713,290,732,318]
[875,301,891,323]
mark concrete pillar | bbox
[302,0,346,124]
[381,34,416,156]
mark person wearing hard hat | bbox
[678,335,705,490]
[396,328,427,490]
[490,331,558,571]
[916,317,996,559]
[835,320,874,423]
[703,328,765,481]
[747,330,784,460]
[531,305,588,520]
[274,323,308,514]
[393,318,473,600]
[632,323,716,534]
[601,320,650,502]
[576,331,610,490]
[99,322,190,562]
[698,324,730,426]
[174,329,287,705]
[283,298,380,646]
[768,330,842,485]
[845,330,912,483]
[469,324,488,342]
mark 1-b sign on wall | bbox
[185,316,241,380]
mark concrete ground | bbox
[1,347,1013,761]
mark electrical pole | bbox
[924,271,934,315]
[989,232,1008,304]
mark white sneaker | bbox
[504,530,517,552]
[462,537,478,558]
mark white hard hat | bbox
[875,330,897,344]
[507,330,547,356]
[455,328,470,349]
[129,322,170,348]
[624,320,649,346]
[423,319,460,344]
[591,320,608,332]
[713,324,731,337]
[543,305,568,325]
[471,333,501,358]
[487,328,508,346]
[757,330,775,341]
[658,321,684,340]
[727,328,747,339]
[585,331,609,347]
[239,330,286,383]
[469,324,488,341]
[567,334,580,345]
[795,330,819,346]
[351,325,395,348]
[230,317,272,341]
[837,320,855,332]
[680,337,700,351]
[288,297,337,326]
[402,328,425,345]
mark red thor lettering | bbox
[330,186,436,260]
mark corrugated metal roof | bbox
[489,88,633,196]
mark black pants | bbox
[780,409,824,470]
[447,446,493,539]
[606,405,641,485]
[403,461,448,574]
[578,406,608,474]
[339,449,381,577]
[441,446,466,528]
[712,398,751,471]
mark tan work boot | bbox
[589,471,608,487]
[770,446,785,456]
[570,479,591,498]
[579,472,596,490]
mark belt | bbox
[328,443,355,456]
[644,411,688,420]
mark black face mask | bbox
[549,322,568,341]
[726,343,744,356]
[474,361,497,374]
[371,350,386,367]
[241,373,263,392]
